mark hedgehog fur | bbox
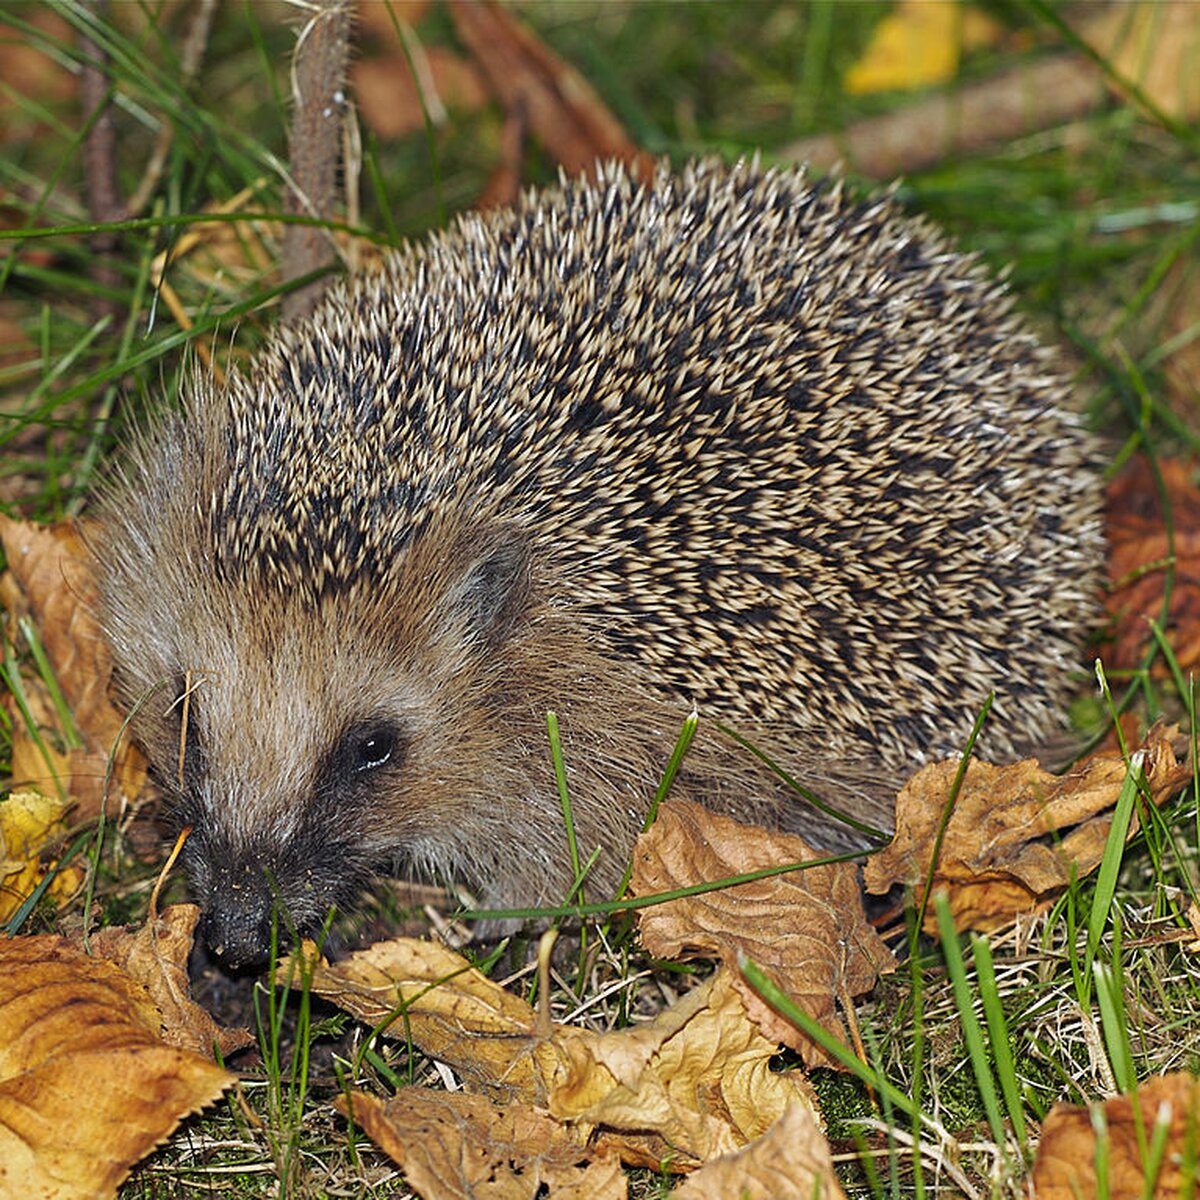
[98,159,1104,968]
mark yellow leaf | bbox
[844,1,1000,96]
[0,790,82,923]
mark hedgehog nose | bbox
[200,859,282,971]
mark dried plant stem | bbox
[281,0,354,324]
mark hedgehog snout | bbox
[185,824,364,971]
[198,856,279,971]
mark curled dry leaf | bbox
[631,798,893,1064]
[670,1102,847,1200]
[337,1089,626,1200]
[0,790,85,924]
[1032,1072,1200,1200]
[353,44,486,140]
[0,515,147,821]
[1106,457,1200,674]
[290,939,816,1171]
[279,935,551,1102]
[560,966,819,1170]
[0,935,234,1200]
[864,726,1190,933]
[88,904,252,1061]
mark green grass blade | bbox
[935,894,1006,1150]
[1084,754,1142,991]
[740,955,919,1126]
[545,710,583,906]
[971,932,1027,1147]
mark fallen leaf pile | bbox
[285,935,821,1176]
[0,912,238,1200]
[865,725,1190,933]
[0,516,152,930]
[275,799,896,1193]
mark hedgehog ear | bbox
[437,526,532,649]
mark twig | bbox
[782,52,1104,179]
[280,0,354,324]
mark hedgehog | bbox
[96,159,1103,969]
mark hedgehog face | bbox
[105,512,544,969]
[128,621,420,969]
[172,687,421,970]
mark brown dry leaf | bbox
[1084,1,1200,122]
[337,1089,626,1200]
[353,45,486,140]
[1033,1072,1200,1199]
[0,790,85,924]
[290,940,815,1171]
[631,799,893,1065]
[355,0,432,36]
[449,0,655,185]
[1106,457,1200,674]
[670,1101,847,1200]
[0,935,234,1200]
[844,1,1002,95]
[864,726,1190,934]
[0,515,147,820]
[88,904,252,1061]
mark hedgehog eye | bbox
[353,727,396,773]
